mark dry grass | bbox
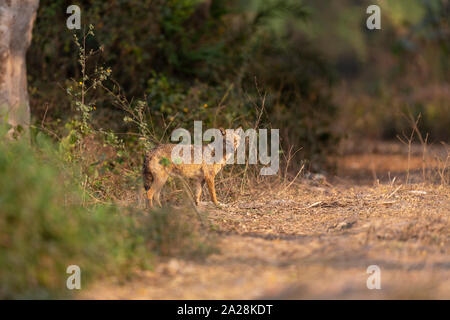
[79,142,449,299]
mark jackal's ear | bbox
[219,127,225,135]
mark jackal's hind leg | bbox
[146,188,154,208]
[146,175,168,208]
[152,175,168,207]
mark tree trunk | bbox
[0,0,39,136]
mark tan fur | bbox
[143,129,241,207]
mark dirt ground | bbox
[80,142,449,299]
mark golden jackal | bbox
[143,128,241,207]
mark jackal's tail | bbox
[143,152,153,191]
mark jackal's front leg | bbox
[194,179,205,206]
[205,177,219,206]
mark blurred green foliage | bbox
[0,126,213,298]
[297,0,449,141]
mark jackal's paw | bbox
[215,202,228,209]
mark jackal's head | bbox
[220,127,242,151]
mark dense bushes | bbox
[27,0,449,172]
[28,0,338,170]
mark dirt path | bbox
[80,146,450,299]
